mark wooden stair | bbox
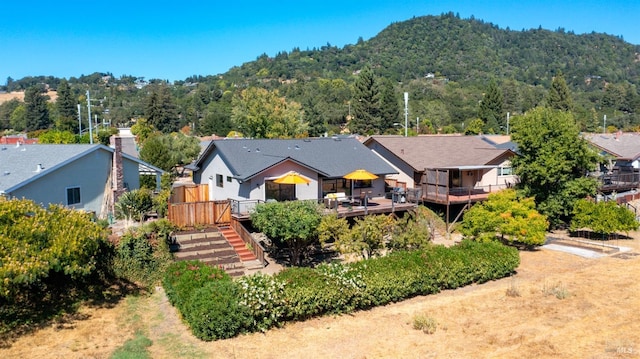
[171,228,246,277]
[218,225,258,263]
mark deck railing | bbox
[231,219,266,266]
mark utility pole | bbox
[403,92,408,137]
[77,104,82,134]
[603,114,607,134]
[506,112,510,135]
[87,91,93,144]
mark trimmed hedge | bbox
[163,240,520,341]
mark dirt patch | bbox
[2,233,640,358]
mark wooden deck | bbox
[325,197,418,218]
[230,197,418,220]
[422,190,491,205]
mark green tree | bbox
[303,92,327,137]
[139,134,173,172]
[378,77,400,131]
[231,87,306,138]
[335,214,395,260]
[145,84,178,133]
[349,66,381,135]
[317,213,349,246]
[460,189,548,246]
[464,118,485,135]
[24,85,50,131]
[511,107,599,227]
[546,72,573,112]
[55,79,78,133]
[387,206,434,251]
[571,199,639,236]
[0,98,21,130]
[131,118,158,143]
[478,79,504,133]
[198,100,232,137]
[139,132,200,173]
[38,129,77,144]
[250,200,323,265]
[9,103,26,131]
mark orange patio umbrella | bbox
[274,171,311,185]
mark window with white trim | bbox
[499,166,513,176]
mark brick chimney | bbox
[111,136,126,208]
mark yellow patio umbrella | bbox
[274,171,311,185]
[343,169,378,213]
[343,169,379,180]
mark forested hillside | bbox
[2,12,639,137]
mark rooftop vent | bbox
[3,171,9,176]
[35,164,44,172]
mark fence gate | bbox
[168,200,231,227]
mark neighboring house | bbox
[363,135,517,204]
[0,137,163,218]
[480,134,519,153]
[583,132,640,170]
[0,134,38,145]
[188,137,397,202]
[583,132,640,194]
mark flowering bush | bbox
[237,273,286,332]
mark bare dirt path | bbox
[2,234,640,358]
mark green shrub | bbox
[163,261,230,312]
[183,280,250,341]
[112,221,175,287]
[277,262,365,321]
[115,189,154,222]
[163,240,520,341]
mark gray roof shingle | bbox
[583,133,640,160]
[0,143,163,193]
[193,137,397,180]
[0,144,104,193]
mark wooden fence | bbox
[167,200,231,227]
[170,184,209,203]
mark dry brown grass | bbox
[2,233,640,358]
[0,91,57,104]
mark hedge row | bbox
[162,240,520,341]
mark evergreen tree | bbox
[349,66,381,135]
[546,72,573,111]
[145,84,178,133]
[478,79,504,133]
[24,85,50,132]
[198,101,232,137]
[378,77,400,131]
[304,94,327,137]
[55,80,78,133]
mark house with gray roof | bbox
[582,132,640,193]
[188,137,397,202]
[363,135,516,204]
[0,138,163,218]
[583,132,640,169]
